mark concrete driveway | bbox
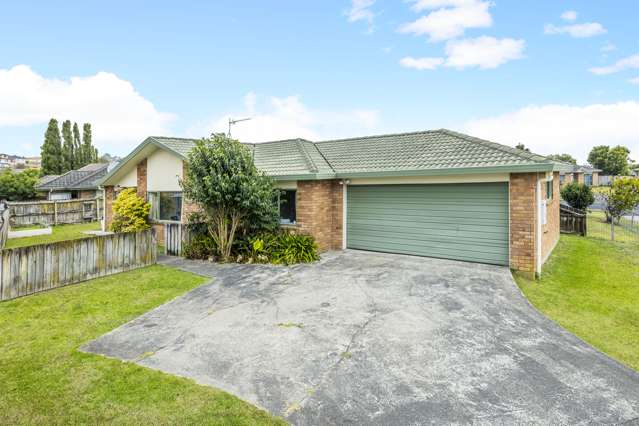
[83,251,639,425]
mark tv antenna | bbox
[228,117,251,138]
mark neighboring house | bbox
[36,163,110,200]
[100,129,571,276]
[560,164,601,187]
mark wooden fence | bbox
[165,222,193,256]
[560,204,587,236]
[8,198,103,227]
[0,230,156,301]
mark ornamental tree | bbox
[560,182,594,211]
[601,177,639,240]
[180,134,279,261]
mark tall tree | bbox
[72,122,82,167]
[547,153,577,164]
[587,145,631,175]
[81,123,93,166]
[61,120,74,172]
[41,119,63,175]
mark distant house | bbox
[559,164,601,187]
[36,163,111,200]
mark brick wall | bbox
[79,190,99,199]
[561,173,573,187]
[509,173,538,275]
[180,161,201,222]
[137,159,147,199]
[542,172,560,263]
[296,179,343,251]
[104,186,115,230]
[574,172,584,185]
[592,171,599,186]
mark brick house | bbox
[560,164,601,187]
[36,163,110,200]
[99,129,571,276]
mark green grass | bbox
[587,211,639,242]
[515,235,639,372]
[0,265,284,425]
[5,222,102,249]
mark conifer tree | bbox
[61,120,74,172]
[82,123,93,166]
[73,122,82,167]
[41,119,63,175]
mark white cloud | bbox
[560,10,578,21]
[399,0,492,42]
[188,94,380,143]
[590,54,639,75]
[465,102,639,163]
[629,77,639,85]
[544,22,606,38]
[0,65,174,154]
[445,36,525,69]
[399,56,445,70]
[410,0,477,12]
[346,0,376,31]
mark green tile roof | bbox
[104,130,562,185]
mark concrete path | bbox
[83,251,639,425]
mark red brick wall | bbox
[104,186,115,230]
[574,172,584,185]
[296,179,343,251]
[137,159,147,199]
[542,172,560,264]
[510,173,538,275]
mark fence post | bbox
[54,201,58,225]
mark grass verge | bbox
[0,264,284,425]
[515,235,639,372]
[5,222,102,249]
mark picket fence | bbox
[0,230,156,301]
[8,198,103,227]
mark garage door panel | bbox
[346,183,509,266]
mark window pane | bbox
[279,190,296,224]
[159,192,182,221]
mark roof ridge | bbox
[315,129,439,144]
[150,135,199,142]
[296,140,319,173]
[436,129,549,164]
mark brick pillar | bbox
[574,172,584,185]
[509,173,538,276]
[296,179,343,251]
[137,159,147,199]
[104,185,115,231]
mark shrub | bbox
[110,188,150,232]
[182,234,216,260]
[560,183,594,211]
[236,231,319,265]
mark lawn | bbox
[587,210,639,242]
[5,221,101,249]
[515,235,639,372]
[0,265,284,425]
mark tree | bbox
[73,122,82,167]
[0,169,40,201]
[41,118,63,175]
[601,177,639,240]
[515,143,530,152]
[180,134,279,261]
[587,145,631,175]
[547,154,577,165]
[61,120,74,172]
[81,123,96,166]
[560,182,594,210]
[110,188,151,232]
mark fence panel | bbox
[587,211,639,243]
[165,222,184,256]
[0,229,156,301]
[8,198,103,227]
[560,205,587,236]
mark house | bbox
[100,129,572,276]
[560,164,601,187]
[36,163,111,200]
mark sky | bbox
[1,0,638,163]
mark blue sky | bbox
[1,1,638,163]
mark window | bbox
[584,174,593,186]
[559,174,565,184]
[148,192,182,221]
[546,179,553,200]
[279,190,296,224]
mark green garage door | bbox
[346,183,509,265]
